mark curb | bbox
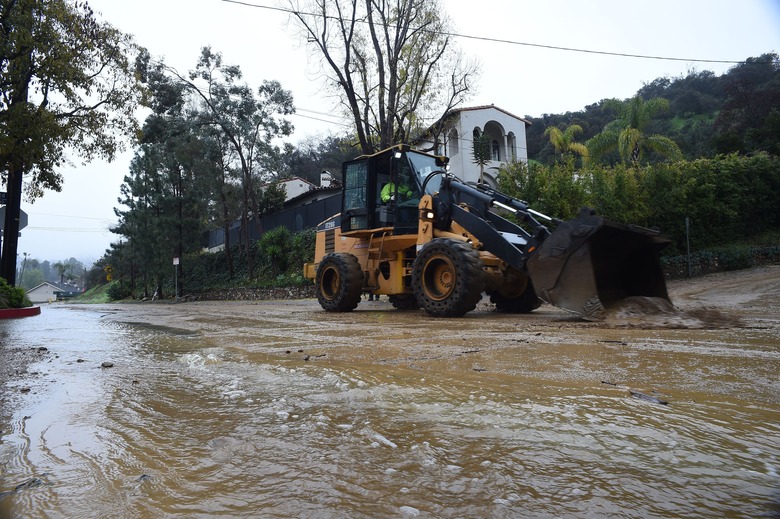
[0,306,42,319]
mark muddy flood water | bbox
[1,267,779,518]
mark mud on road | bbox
[87,265,780,405]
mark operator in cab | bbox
[381,178,413,203]
[381,158,419,204]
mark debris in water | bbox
[602,381,669,405]
[629,389,669,405]
[371,433,398,449]
[0,477,47,498]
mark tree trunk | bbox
[0,162,24,285]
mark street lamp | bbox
[19,252,28,287]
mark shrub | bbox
[661,242,780,278]
[258,226,292,276]
[0,277,32,309]
[106,281,131,301]
[179,229,317,292]
[288,228,315,271]
[500,153,780,256]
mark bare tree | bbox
[288,0,478,154]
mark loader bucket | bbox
[526,212,671,320]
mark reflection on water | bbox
[1,306,779,518]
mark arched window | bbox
[491,140,500,161]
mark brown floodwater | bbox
[1,291,779,518]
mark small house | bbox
[26,282,81,303]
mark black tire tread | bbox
[389,293,419,310]
[315,253,364,312]
[411,238,485,317]
[489,280,541,313]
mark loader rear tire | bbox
[316,253,364,312]
[412,238,485,317]
[389,294,419,310]
[489,279,541,313]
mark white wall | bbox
[448,108,529,187]
[414,107,529,188]
[279,178,314,201]
[27,284,58,303]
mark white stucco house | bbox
[413,105,531,188]
[26,281,81,303]
[26,282,60,303]
[273,177,316,202]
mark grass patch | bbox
[72,283,113,304]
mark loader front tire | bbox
[412,238,485,317]
[316,253,364,312]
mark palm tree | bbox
[472,129,491,184]
[544,124,588,163]
[53,262,70,284]
[587,96,682,165]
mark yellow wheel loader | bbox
[303,145,670,319]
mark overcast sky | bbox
[12,0,780,266]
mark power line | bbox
[27,211,113,222]
[294,106,352,127]
[219,0,748,65]
[448,33,744,65]
[292,111,351,127]
[166,74,350,127]
[26,227,111,233]
[297,106,337,117]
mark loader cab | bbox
[340,146,446,235]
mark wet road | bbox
[1,268,779,518]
